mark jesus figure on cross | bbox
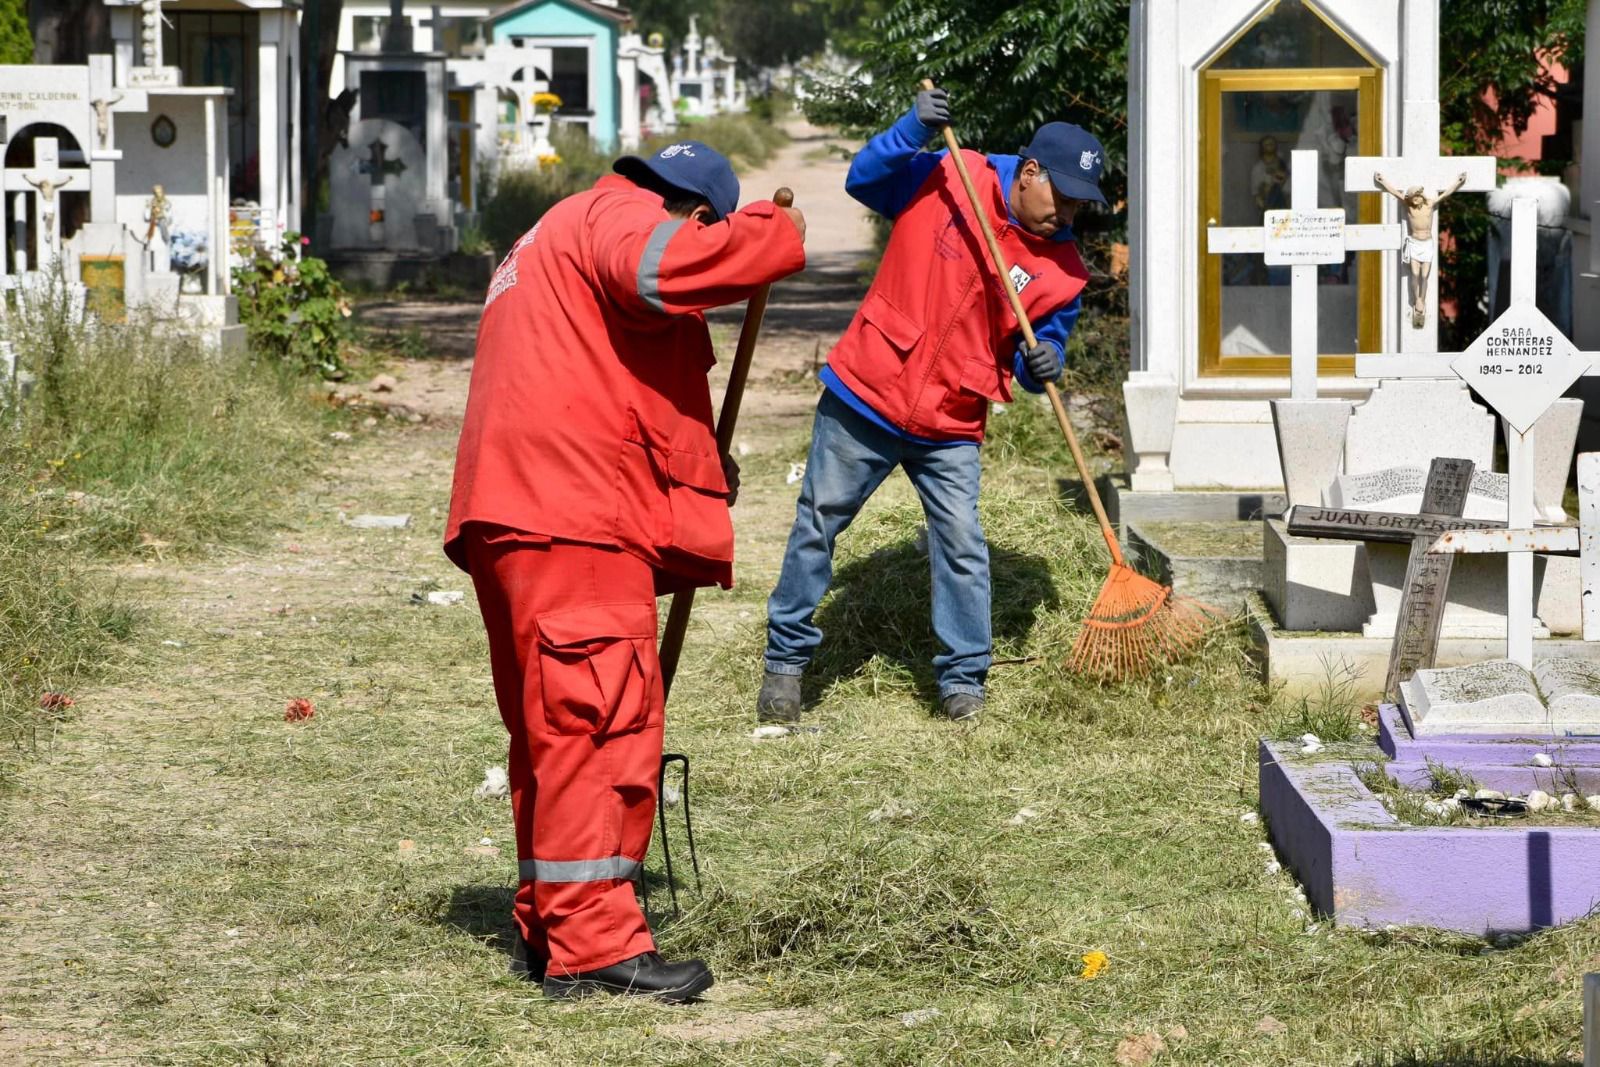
[1374,169,1468,329]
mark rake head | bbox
[1069,562,1221,680]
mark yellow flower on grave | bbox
[1079,950,1108,980]
[531,92,562,114]
[538,153,563,169]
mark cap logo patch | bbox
[1079,150,1100,172]
[659,143,698,159]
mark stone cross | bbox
[359,138,406,186]
[1287,457,1503,696]
[1207,149,1403,400]
[1358,199,1599,668]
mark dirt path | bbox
[0,121,880,1063]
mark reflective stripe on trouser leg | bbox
[519,856,643,883]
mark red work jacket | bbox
[445,175,805,591]
[827,150,1090,442]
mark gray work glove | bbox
[915,87,951,128]
[1021,340,1062,384]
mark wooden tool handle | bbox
[659,187,794,698]
[920,79,1123,565]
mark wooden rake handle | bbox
[658,187,796,699]
[921,80,1123,566]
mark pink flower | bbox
[300,236,310,246]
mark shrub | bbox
[232,232,354,379]
[480,115,791,256]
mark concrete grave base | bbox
[1099,475,1287,532]
[1124,519,1262,612]
[1247,595,1600,700]
[1259,738,1600,934]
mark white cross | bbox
[1207,148,1404,399]
[1364,197,1599,668]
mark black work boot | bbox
[509,928,547,981]
[756,669,802,723]
[542,951,714,1003]
[942,693,983,722]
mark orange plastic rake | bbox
[924,80,1219,679]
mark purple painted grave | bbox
[1261,739,1600,933]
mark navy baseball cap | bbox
[613,140,740,220]
[1020,122,1108,206]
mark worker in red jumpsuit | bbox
[445,141,806,1002]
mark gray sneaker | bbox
[756,670,802,723]
[942,693,983,722]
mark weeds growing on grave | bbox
[1271,655,1366,742]
[233,231,354,379]
[6,282,330,555]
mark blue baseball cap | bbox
[613,140,740,220]
[1019,122,1108,206]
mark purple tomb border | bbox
[1259,739,1600,934]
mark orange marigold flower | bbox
[1079,950,1108,980]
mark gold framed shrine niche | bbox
[1198,0,1383,379]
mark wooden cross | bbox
[1207,149,1403,399]
[1288,456,1504,697]
[1354,198,1600,668]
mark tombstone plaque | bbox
[1263,208,1347,266]
[1450,303,1590,435]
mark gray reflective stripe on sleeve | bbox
[520,857,642,883]
[637,219,685,313]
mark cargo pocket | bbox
[856,290,924,381]
[535,602,661,736]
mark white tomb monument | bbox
[1124,0,1493,497]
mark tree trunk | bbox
[28,0,109,64]
[300,0,347,242]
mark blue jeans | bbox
[764,389,991,699]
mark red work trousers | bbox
[465,528,663,974]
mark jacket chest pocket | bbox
[855,290,924,380]
[535,602,662,736]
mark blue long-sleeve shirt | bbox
[819,108,1084,446]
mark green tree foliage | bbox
[1437,0,1584,347]
[803,0,1130,231]
[808,0,1585,345]
[0,0,34,64]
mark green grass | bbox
[2,289,1598,1063]
[0,280,342,788]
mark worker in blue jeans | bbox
[759,87,1103,723]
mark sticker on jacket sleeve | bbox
[1008,263,1035,294]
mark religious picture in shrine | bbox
[1199,0,1382,378]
